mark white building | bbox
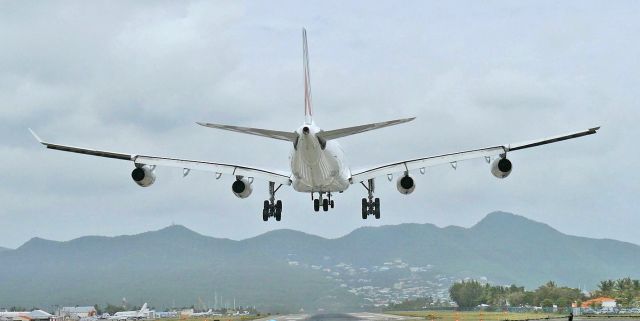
[60,307,97,319]
[3,310,62,321]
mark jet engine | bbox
[396,175,416,195]
[491,157,513,179]
[131,166,156,187]
[232,178,253,199]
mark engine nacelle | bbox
[131,166,156,187]
[396,175,416,195]
[232,178,253,199]
[491,157,513,179]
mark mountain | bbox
[1,212,639,311]
[0,246,9,252]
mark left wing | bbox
[350,126,600,183]
[29,129,292,185]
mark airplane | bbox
[0,311,29,319]
[0,310,53,319]
[109,303,149,320]
[29,28,600,222]
[191,309,212,317]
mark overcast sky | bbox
[1,1,638,249]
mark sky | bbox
[1,1,638,249]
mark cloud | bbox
[0,1,637,250]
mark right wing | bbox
[29,129,292,185]
[350,126,600,183]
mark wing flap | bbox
[134,155,291,185]
[351,146,505,183]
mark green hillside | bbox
[1,212,638,311]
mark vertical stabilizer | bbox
[303,28,313,124]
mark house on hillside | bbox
[581,297,617,308]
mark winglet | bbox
[28,128,45,145]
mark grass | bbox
[164,316,264,321]
[386,311,567,321]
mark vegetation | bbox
[159,316,261,321]
[592,277,640,307]
[101,304,126,315]
[387,297,450,310]
[2,214,640,310]
[448,280,583,309]
[388,311,557,321]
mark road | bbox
[257,312,419,321]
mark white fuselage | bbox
[290,123,351,193]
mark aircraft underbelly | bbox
[290,142,350,192]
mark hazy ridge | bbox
[1,211,638,311]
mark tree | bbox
[556,297,570,308]
[104,304,125,315]
[507,292,525,307]
[598,280,615,296]
[449,280,485,308]
[593,277,640,308]
[94,304,103,316]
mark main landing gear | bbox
[263,181,283,221]
[312,192,335,212]
[361,178,380,219]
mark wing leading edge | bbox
[28,129,292,185]
[350,126,600,183]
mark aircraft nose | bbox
[302,126,310,134]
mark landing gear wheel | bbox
[330,200,335,208]
[265,181,284,222]
[322,198,329,212]
[275,200,282,221]
[313,199,320,212]
[360,179,381,220]
[262,200,270,221]
[361,198,368,219]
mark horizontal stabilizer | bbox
[197,122,298,142]
[318,117,415,141]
